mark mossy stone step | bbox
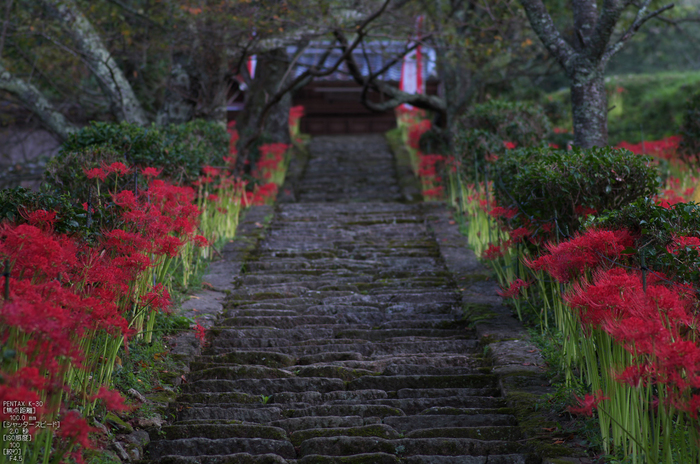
[294,365,376,381]
[153,423,288,441]
[148,437,295,459]
[176,406,283,423]
[298,436,524,457]
[240,340,480,357]
[151,453,288,464]
[405,425,523,441]
[401,455,530,464]
[382,365,481,376]
[290,424,400,447]
[282,404,404,419]
[296,452,399,464]
[366,396,506,415]
[187,366,294,382]
[348,374,495,392]
[219,315,340,328]
[271,390,387,406]
[181,377,346,394]
[332,329,468,341]
[269,415,376,433]
[194,351,296,368]
[175,392,260,405]
[384,413,517,432]
[395,388,502,398]
[296,352,363,365]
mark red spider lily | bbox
[289,105,305,127]
[202,165,221,177]
[102,161,130,176]
[142,167,162,178]
[139,284,171,313]
[483,243,507,260]
[423,187,445,200]
[22,209,58,231]
[655,189,686,208]
[666,235,700,255]
[497,278,531,298]
[509,227,532,243]
[193,235,209,247]
[56,410,94,449]
[84,167,108,181]
[568,390,609,416]
[91,386,133,412]
[193,323,206,345]
[503,141,516,150]
[489,206,518,220]
[407,120,431,150]
[616,135,680,160]
[526,229,635,283]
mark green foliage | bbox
[453,99,552,178]
[0,187,102,237]
[593,198,700,288]
[493,146,659,236]
[44,120,227,201]
[418,127,450,155]
[679,91,700,165]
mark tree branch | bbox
[335,31,446,113]
[241,0,394,153]
[0,59,77,140]
[40,0,148,125]
[601,1,675,66]
[518,0,577,73]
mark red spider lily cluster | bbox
[616,135,681,161]
[0,166,226,461]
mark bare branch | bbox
[601,2,675,66]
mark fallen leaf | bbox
[527,349,536,353]
[202,282,214,289]
[553,440,565,444]
[189,295,200,300]
[543,427,556,432]
[255,222,263,228]
[448,220,456,225]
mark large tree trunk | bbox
[570,69,608,148]
[41,0,148,126]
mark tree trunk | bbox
[235,48,291,173]
[570,69,607,148]
[156,63,195,125]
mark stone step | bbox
[289,424,400,447]
[152,423,288,441]
[405,425,523,441]
[218,316,345,328]
[148,437,295,459]
[366,396,506,415]
[193,351,296,369]
[181,377,346,394]
[402,456,530,464]
[186,366,294,382]
[150,454,288,464]
[175,406,284,423]
[348,374,497,392]
[384,413,517,432]
[270,415,376,433]
[297,436,525,457]
[281,404,404,419]
[271,390,388,405]
[208,340,480,357]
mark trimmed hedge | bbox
[492,146,659,237]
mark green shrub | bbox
[453,99,551,179]
[44,120,227,200]
[418,127,450,155]
[679,91,700,165]
[593,198,700,288]
[492,146,659,237]
[0,187,97,237]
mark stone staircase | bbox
[145,135,540,464]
